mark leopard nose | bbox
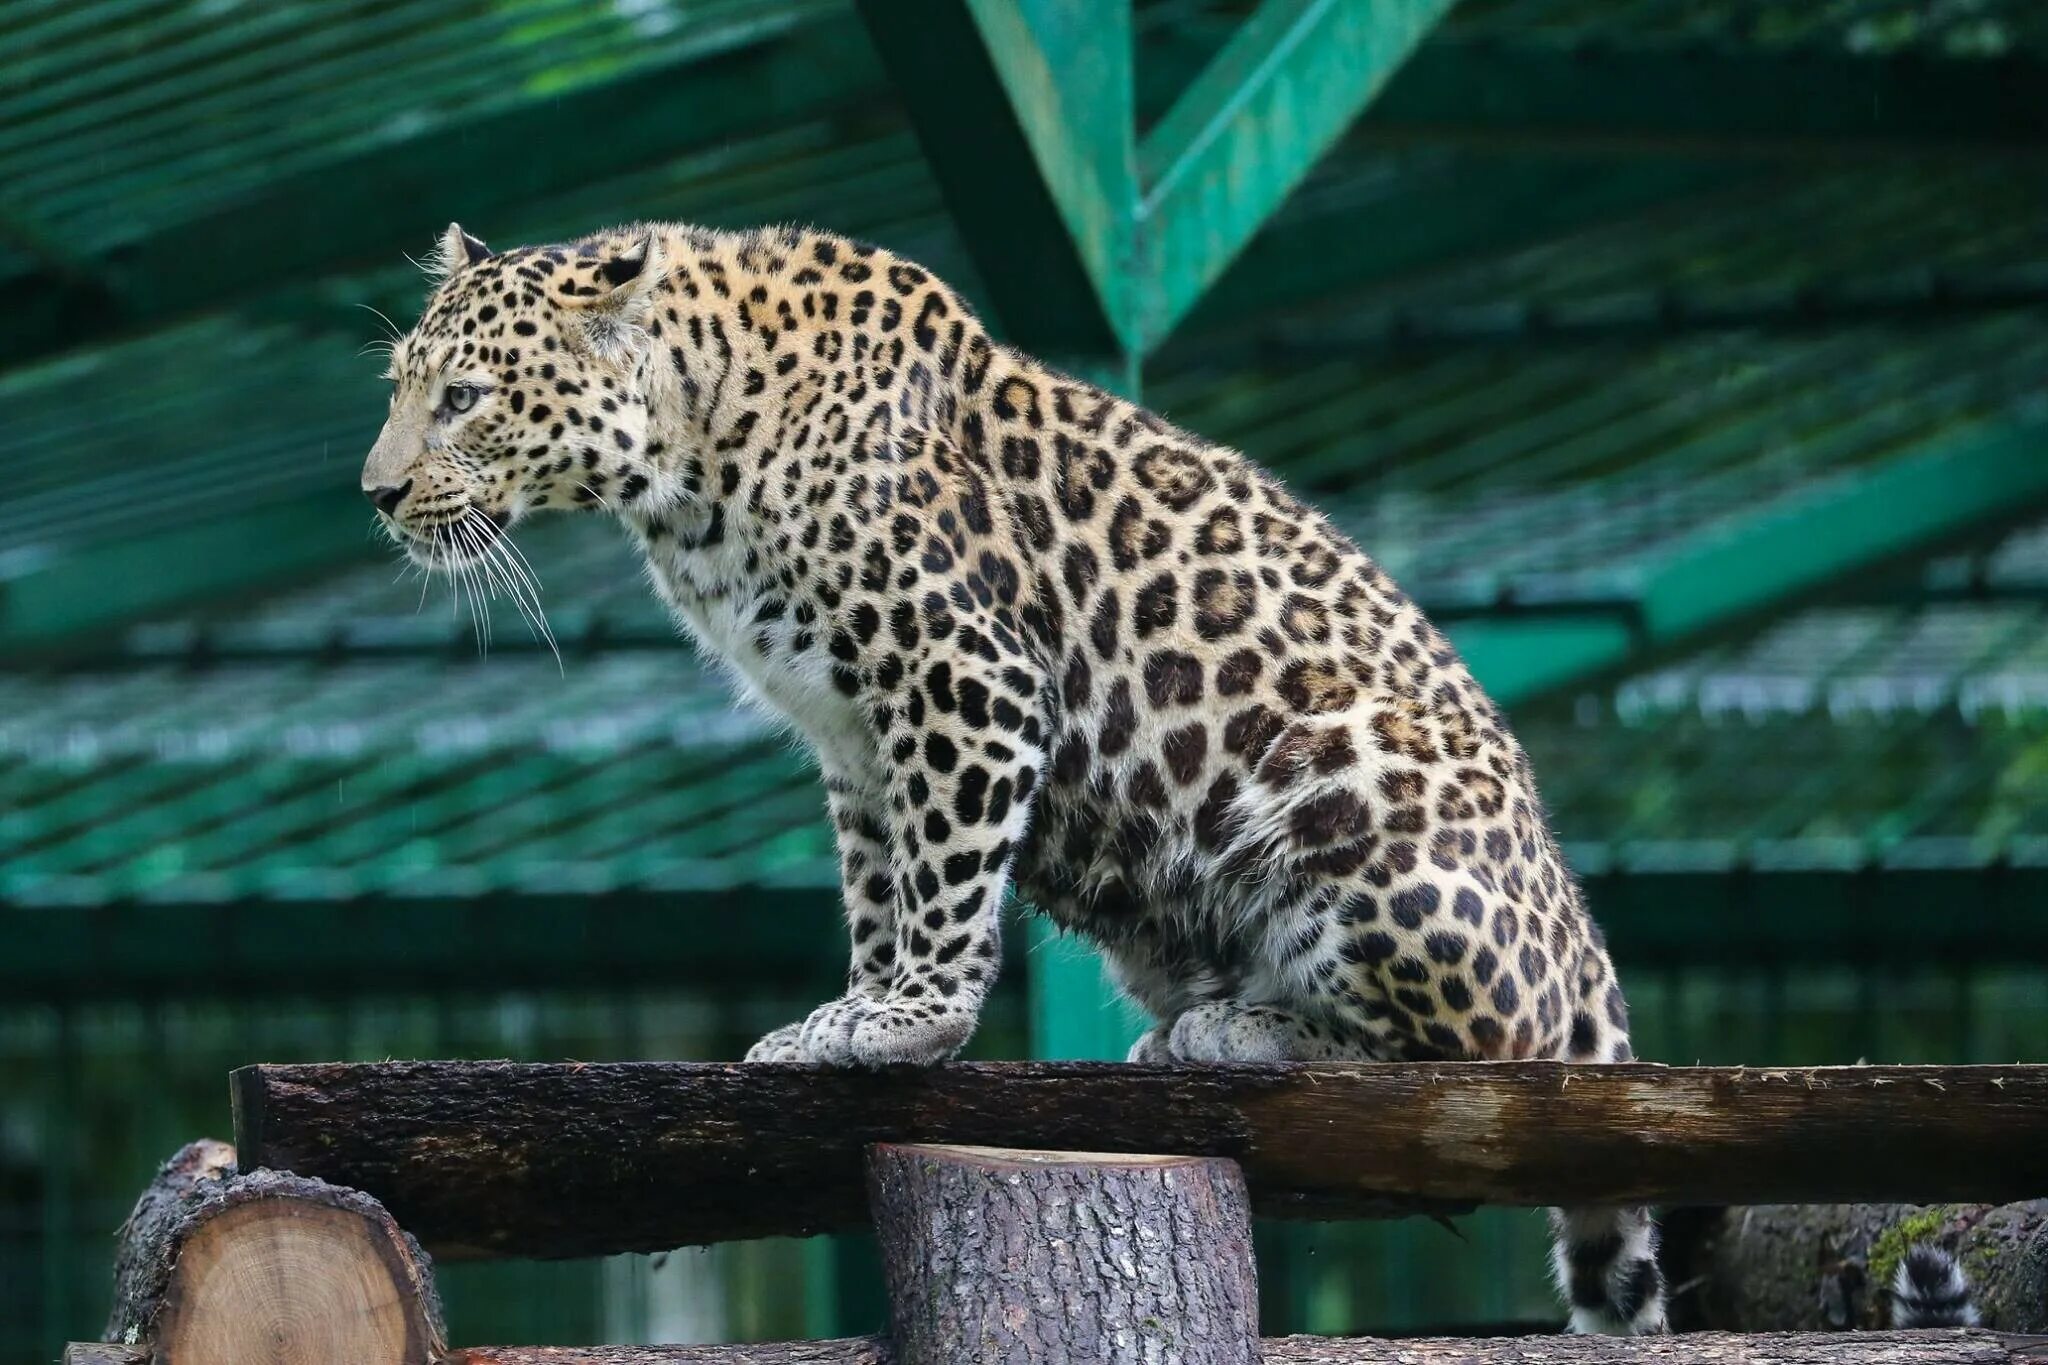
[365,479,412,515]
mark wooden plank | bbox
[64,1349,145,1365]
[440,1332,2048,1364]
[233,1061,2048,1260]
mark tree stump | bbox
[104,1138,444,1365]
[1671,1201,2048,1333]
[866,1144,1259,1365]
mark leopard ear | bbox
[586,229,666,325]
[428,222,492,279]
[574,231,666,363]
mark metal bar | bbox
[855,0,1136,354]
[1365,38,2048,153]
[1644,421,2048,640]
[1133,0,1455,349]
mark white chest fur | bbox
[633,516,879,786]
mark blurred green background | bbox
[4,0,2048,1357]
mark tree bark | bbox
[424,1333,2048,1364]
[446,1347,892,1364]
[64,1348,144,1365]
[102,1138,444,1365]
[1670,1202,2048,1333]
[232,1061,2048,1259]
[867,1144,1258,1365]
[1263,1332,2048,1362]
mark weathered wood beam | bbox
[1132,0,1453,350]
[232,1061,2048,1260]
[437,1332,2048,1364]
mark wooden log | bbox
[1670,1202,2048,1333]
[64,1348,144,1365]
[104,1138,444,1365]
[1262,1333,2048,1363]
[429,1332,2048,1364]
[232,1061,2048,1259]
[867,1144,1258,1365]
[447,1348,892,1364]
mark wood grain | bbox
[232,1061,2048,1258]
[105,1139,443,1365]
[445,1332,2048,1364]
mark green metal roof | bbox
[1439,0,2046,54]
[10,156,2046,652]
[0,0,840,257]
[4,0,2047,995]
[10,518,2048,1000]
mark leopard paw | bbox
[849,999,976,1066]
[1169,1002,1345,1062]
[744,993,881,1064]
[743,1021,806,1063]
[1125,1026,1173,1063]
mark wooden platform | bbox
[232,1060,2048,1258]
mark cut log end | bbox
[868,1143,1260,1365]
[107,1140,444,1365]
[156,1196,434,1365]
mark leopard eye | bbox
[444,382,479,414]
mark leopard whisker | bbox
[467,508,562,671]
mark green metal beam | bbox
[1025,918,1147,1060]
[0,12,879,367]
[1432,421,2048,704]
[1448,616,1636,707]
[10,862,2044,1001]
[1132,0,1454,350]
[962,0,1137,347]
[1644,422,2048,640]
[1142,24,2048,153]
[855,0,1132,355]
[866,0,1454,359]
[0,890,848,1005]
[1366,38,2048,152]
[1182,156,1748,345]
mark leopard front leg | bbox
[745,774,902,1062]
[849,640,1045,1066]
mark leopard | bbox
[361,220,1664,1335]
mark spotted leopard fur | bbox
[362,221,1664,1335]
